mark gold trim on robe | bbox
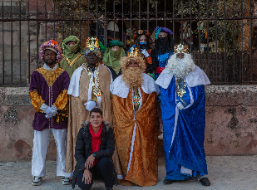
[36,67,64,87]
[62,54,83,67]
[30,90,45,112]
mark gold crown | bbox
[174,44,189,54]
[127,47,143,58]
[86,37,99,50]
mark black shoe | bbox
[106,187,113,190]
[163,179,175,185]
[199,178,211,186]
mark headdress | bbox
[127,47,142,58]
[86,37,100,50]
[154,26,173,39]
[39,39,62,63]
[134,30,151,40]
[84,37,101,58]
[61,35,82,59]
[108,40,124,48]
[174,44,189,54]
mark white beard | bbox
[166,53,196,79]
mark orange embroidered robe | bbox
[111,74,159,187]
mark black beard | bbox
[45,60,56,66]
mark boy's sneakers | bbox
[32,176,42,186]
[61,176,70,185]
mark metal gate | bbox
[0,0,256,86]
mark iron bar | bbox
[164,0,166,27]
[87,0,89,37]
[71,0,73,35]
[2,0,4,84]
[36,0,39,69]
[223,0,227,82]
[11,0,13,84]
[122,0,124,43]
[180,0,183,44]
[139,0,141,30]
[241,0,244,82]
[114,0,116,39]
[250,0,252,81]
[54,0,56,39]
[130,0,132,46]
[79,0,81,42]
[96,0,98,39]
[27,0,31,84]
[147,0,149,31]
[45,0,47,40]
[189,0,192,52]
[1,17,257,22]
[232,0,235,82]
[104,0,107,46]
[155,1,157,27]
[19,0,21,83]
[173,0,175,40]
[215,0,218,82]
[207,0,210,78]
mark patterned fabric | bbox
[36,67,64,87]
[112,89,158,186]
[30,91,45,113]
[39,39,62,63]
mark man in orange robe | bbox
[111,47,159,187]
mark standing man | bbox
[58,35,87,77]
[30,39,70,186]
[111,48,159,187]
[65,37,113,177]
[155,44,211,186]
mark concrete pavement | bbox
[1,156,257,190]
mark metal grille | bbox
[0,0,256,86]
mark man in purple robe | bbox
[29,39,70,186]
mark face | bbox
[66,41,76,46]
[85,52,99,66]
[44,50,56,65]
[111,46,120,52]
[176,53,185,59]
[89,112,103,128]
[139,35,147,43]
[158,32,168,38]
[127,59,139,68]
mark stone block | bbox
[4,87,31,106]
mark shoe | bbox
[199,177,211,186]
[61,176,70,185]
[163,179,175,185]
[106,187,113,190]
[32,176,42,186]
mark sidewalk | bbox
[1,156,257,190]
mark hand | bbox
[141,49,150,57]
[45,107,53,119]
[176,102,184,110]
[82,169,92,184]
[84,154,96,170]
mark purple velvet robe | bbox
[29,68,70,131]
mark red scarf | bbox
[89,123,103,166]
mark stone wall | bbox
[0,85,257,162]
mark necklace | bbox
[176,79,186,98]
[86,66,102,97]
[133,87,140,111]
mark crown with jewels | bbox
[86,37,100,50]
[174,44,189,54]
[127,47,143,58]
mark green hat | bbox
[108,40,124,48]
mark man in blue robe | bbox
[155,44,211,186]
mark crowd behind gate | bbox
[29,26,211,190]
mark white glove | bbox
[84,101,97,111]
[45,106,57,119]
[45,107,53,119]
[141,49,150,57]
[176,102,184,110]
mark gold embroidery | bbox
[30,91,45,112]
[62,54,82,67]
[37,67,64,87]
[53,89,68,110]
